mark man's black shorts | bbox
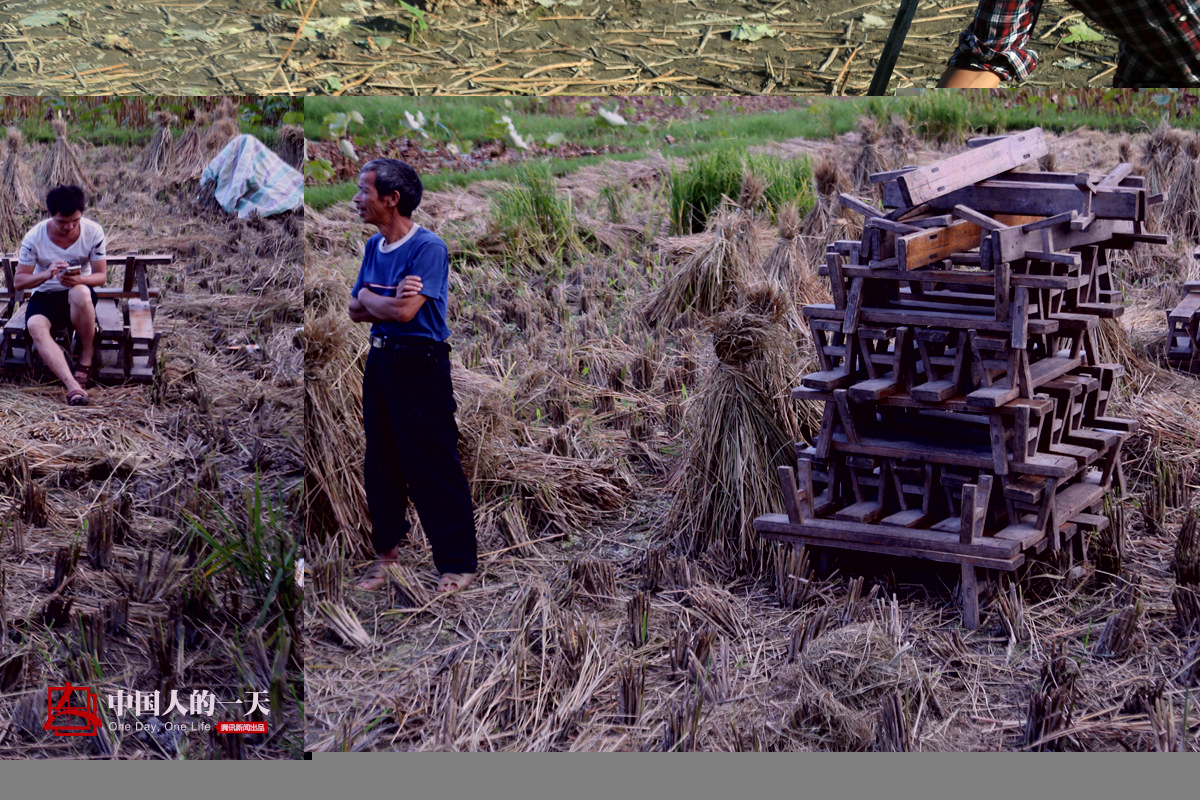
[25,287,97,332]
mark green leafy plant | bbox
[1062,22,1104,44]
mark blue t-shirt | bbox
[351,225,451,341]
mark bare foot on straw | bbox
[356,547,400,591]
[437,572,475,593]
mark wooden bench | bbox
[0,253,171,383]
[1166,282,1200,374]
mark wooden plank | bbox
[895,128,1047,207]
[1168,292,1200,322]
[961,564,980,629]
[896,219,984,271]
[833,500,886,524]
[952,204,1007,232]
[778,466,803,524]
[0,287,160,301]
[803,302,1061,335]
[94,298,123,334]
[881,179,1143,220]
[881,508,929,528]
[128,301,154,341]
[754,513,1022,561]
[838,193,886,220]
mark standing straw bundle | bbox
[0,179,22,242]
[851,116,888,194]
[274,125,306,172]
[645,204,761,327]
[202,99,240,159]
[172,111,208,181]
[764,203,826,311]
[1161,135,1200,243]
[800,154,852,268]
[2,127,37,212]
[668,283,809,577]
[139,111,177,176]
[38,116,94,192]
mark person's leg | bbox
[68,285,96,377]
[401,349,477,582]
[358,348,412,589]
[27,313,84,396]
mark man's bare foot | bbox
[437,572,475,593]
[356,547,400,590]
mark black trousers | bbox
[362,338,478,574]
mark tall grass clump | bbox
[669,147,745,235]
[490,161,582,261]
[745,152,815,220]
[669,148,814,234]
[903,92,973,146]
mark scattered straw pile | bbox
[305,127,1200,754]
[38,116,94,192]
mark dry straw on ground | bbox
[305,124,1200,753]
[0,116,303,759]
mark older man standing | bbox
[14,184,107,405]
[348,158,478,594]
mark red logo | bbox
[217,721,267,734]
[44,682,103,736]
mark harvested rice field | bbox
[0,1,1117,94]
[305,95,1200,752]
[0,97,304,759]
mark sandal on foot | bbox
[437,572,476,593]
[356,553,400,591]
[73,362,93,387]
[66,388,90,406]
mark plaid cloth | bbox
[200,134,303,219]
[948,0,1200,87]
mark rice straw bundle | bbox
[667,283,808,577]
[172,111,208,181]
[851,116,887,194]
[139,111,177,176]
[38,116,94,192]
[203,99,240,159]
[274,125,306,171]
[1137,120,1185,196]
[0,181,22,242]
[2,127,37,212]
[800,153,852,267]
[1161,135,1200,243]
[304,256,371,547]
[764,203,827,312]
[645,203,761,327]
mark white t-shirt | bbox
[17,217,108,294]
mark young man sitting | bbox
[14,185,108,405]
[939,1,1200,88]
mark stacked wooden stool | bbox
[754,129,1164,627]
[1166,277,1200,374]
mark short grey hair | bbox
[362,158,423,217]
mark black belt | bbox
[369,335,447,352]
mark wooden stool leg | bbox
[961,563,980,630]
